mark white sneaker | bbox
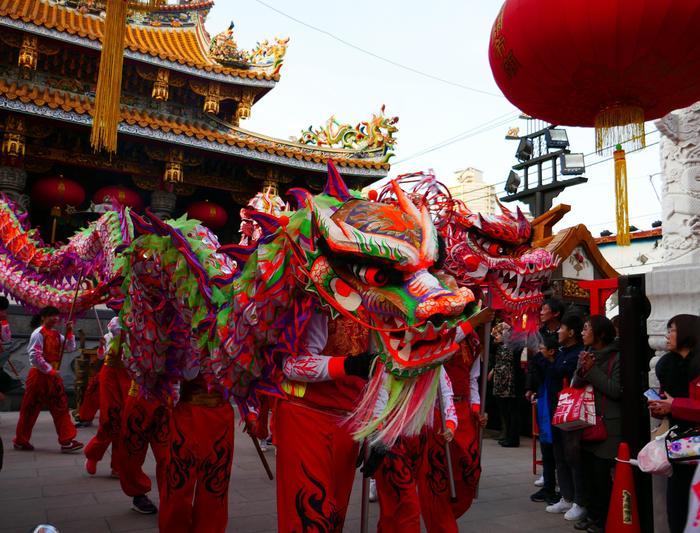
[564,504,587,521]
[369,478,378,502]
[534,475,544,487]
[259,439,268,452]
[545,498,573,514]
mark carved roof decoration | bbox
[0,0,288,83]
[0,79,390,176]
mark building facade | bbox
[448,167,495,215]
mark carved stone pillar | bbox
[150,189,177,219]
[0,165,29,211]
[645,101,700,533]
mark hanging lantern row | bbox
[93,185,144,210]
[31,176,86,209]
[186,200,229,230]
[489,0,700,245]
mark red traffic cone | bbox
[606,442,640,533]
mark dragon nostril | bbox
[430,314,446,327]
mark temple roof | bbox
[0,0,287,85]
[0,79,390,178]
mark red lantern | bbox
[31,176,85,209]
[186,200,229,230]
[489,0,700,245]
[489,0,700,139]
[93,185,143,210]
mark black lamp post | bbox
[501,123,587,217]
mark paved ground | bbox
[0,412,570,532]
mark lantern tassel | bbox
[614,146,631,246]
[90,0,128,154]
[594,105,645,155]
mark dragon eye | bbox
[350,265,389,287]
[487,243,505,256]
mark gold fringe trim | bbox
[614,149,631,246]
[90,0,128,154]
[595,105,645,156]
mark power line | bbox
[253,0,504,98]
[392,111,519,165]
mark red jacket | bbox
[671,375,700,423]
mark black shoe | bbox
[75,420,92,428]
[574,517,595,531]
[586,526,602,533]
[132,495,157,514]
[500,441,520,448]
[530,488,556,503]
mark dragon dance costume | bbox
[275,310,370,531]
[14,325,77,448]
[84,317,131,475]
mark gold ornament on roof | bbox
[151,68,170,101]
[209,22,250,68]
[18,35,39,72]
[1,116,26,160]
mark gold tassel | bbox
[595,105,645,156]
[614,146,631,246]
[90,0,128,153]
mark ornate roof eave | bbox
[0,14,277,89]
[537,224,619,279]
[0,96,389,180]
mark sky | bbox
[207,0,664,235]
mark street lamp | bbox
[559,152,586,175]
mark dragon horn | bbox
[323,160,352,202]
[391,180,421,222]
[496,199,516,221]
[516,207,532,241]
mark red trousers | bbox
[375,435,425,533]
[418,402,481,532]
[15,368,76,446]
[275,400,359,532]
[117,393,170,497]
[159,402,235,533]
[78,372,101,422]
[84,366,130,470]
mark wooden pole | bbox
[437,388,458,502]
[249,432,274,480]
[475,292,493,499]
[57,269,85,370]
[360,442,371,533]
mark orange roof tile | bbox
[0,79,389,172]
[0,0,279,81]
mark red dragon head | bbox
[379,173,560,339]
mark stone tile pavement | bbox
[0,412,570,532]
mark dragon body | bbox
[0,194,133,313]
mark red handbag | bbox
[581,354,617,443]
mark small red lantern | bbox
[31,176,85,209]
[93,185,143,210]
[186,200,229,230]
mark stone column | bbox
[150,189,177,219]
[0,165,30,212]
[646,101,700,533]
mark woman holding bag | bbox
[571,315,621,533]
[648,314,700,533]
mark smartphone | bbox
[644,389,662,401]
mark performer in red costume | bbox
[76,369,100,427]
[374,366,458,533]
[158,375,235,533]
[417,320,490,532]
[117,380,170,514]
[84,317,131,476]
[13,306,83,452]
[274,308,375,532]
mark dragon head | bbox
[444,201,559,333]
[285,163,476,377]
